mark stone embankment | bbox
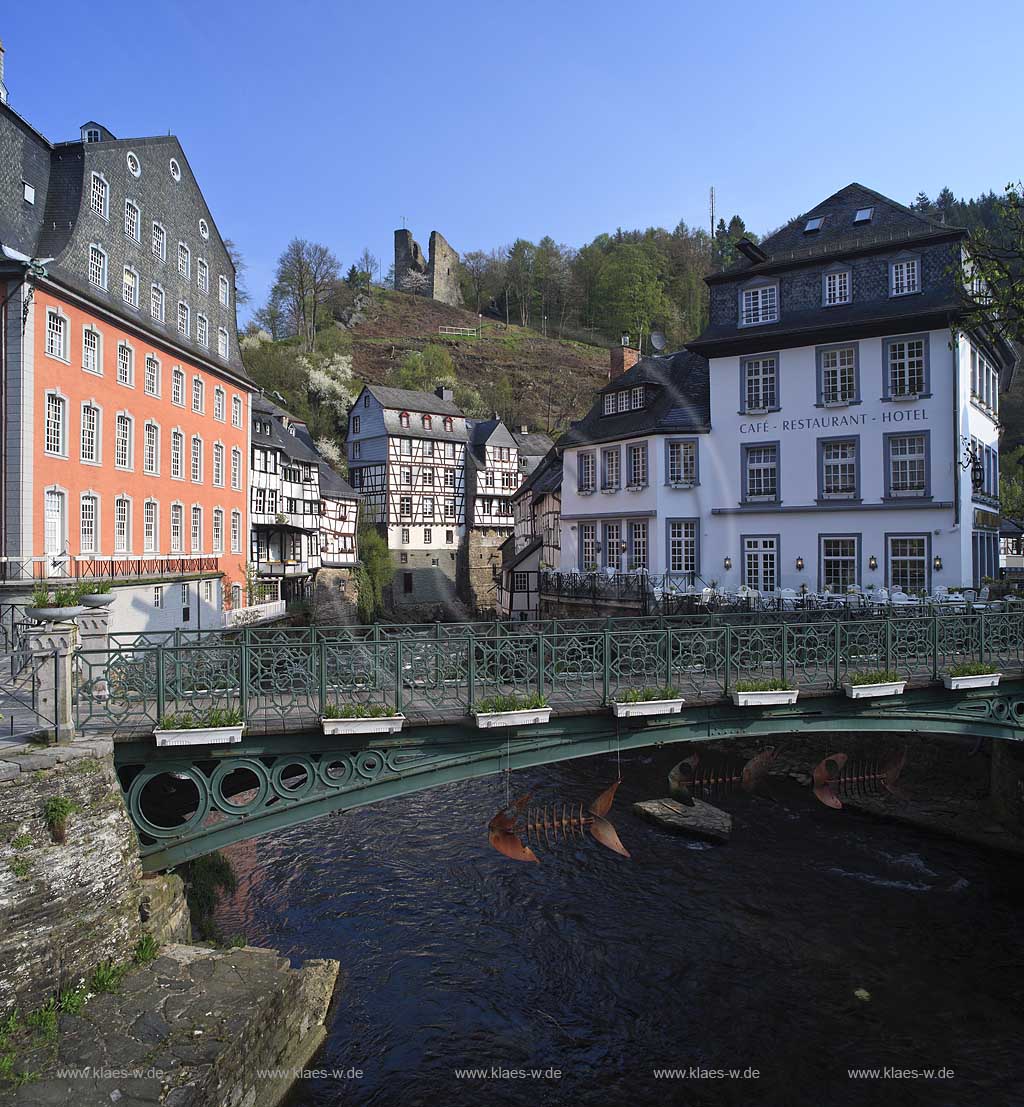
[3,944,339,1107]
[0,741,340,1105]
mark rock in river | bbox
[633,797,732,843]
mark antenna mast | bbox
[709,186,716,238]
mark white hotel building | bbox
[559,185,1017,594]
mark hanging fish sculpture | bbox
[668,747,778,807]
[812,750,907,809]
[487,781,630,862]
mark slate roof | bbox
[557,349,710,448]
[502,536,543,572]
[364,384,464,418]
[709,183,965,283]
[512,429,554,457]
[513,448,562,501]
[318,462,357,500]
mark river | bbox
[213,749,1024,1107]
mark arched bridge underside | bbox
[116,680,1024,871]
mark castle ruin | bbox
[394,229,464,307]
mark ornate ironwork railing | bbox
[0,555,220,582]
[74,608,1024,736]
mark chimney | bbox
[520,425,528,434]
[435,385,454,402]
[0,40,7,105]
[608,340,640,381]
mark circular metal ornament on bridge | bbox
[270,755,318,799]
[128,765,211,840]
[209,758,272,815]
[317,756,355,788]
[354,750,386,780]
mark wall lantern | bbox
[933,555,943,572]
[868,555,878,571]
[795,556,805,572]
[960,436,986,494]
[620,541,628,554]
[723,556,732,571]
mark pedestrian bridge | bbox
[76,610,1024,870]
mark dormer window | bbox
[443,416,453,432]
[616,391,629,413]
[603,394,615,415]
[804,217,824,233]
[890,257,920,297]
[422,414,432,429]
[400,411,410,428]
[854,207,873,224]
[740,283,779,326]
[85,128,101,144]
[823,268,851,307]
[631,386,644,410]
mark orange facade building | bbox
[1,48,254,633]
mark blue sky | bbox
[2,1,1019,318]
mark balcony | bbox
[223,598,287,627]
[254,559,314,578]
[0,554,220,583]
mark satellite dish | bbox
[650,331,667,352]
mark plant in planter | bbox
[943,660,1001,691]
[80,581,114,607]
[473,692,551,729]
[731,678,799,707]
[843,669,906,699]
[154,706,244,747]
[611,686,685,718]
[43,796,80,844]
[321,701,404,735]
[24,583,88,622]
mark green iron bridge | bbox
[76,609,1024,871]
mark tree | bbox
[272,238,341,353]
[595,244,670,351]
[912,191,932,213]
[355,524,395,623]
[935,187,957,214]
[252,290,288,340]
[356,247,379,285]
[999,446,1024,520]
[461,250,491,312]
[223,239,251,306]
[958,182,1024,349]
[506,239,536,327]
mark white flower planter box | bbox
[154,724,244,747]
[731,689,799,707]
[843,680,906,699]
[321,714,405,735]
[473,707,552,729]
[943,673,1001,691]
[611,697,685,718]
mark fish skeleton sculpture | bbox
[487,781,630,862]
[812,751,906,809]
[668,747,778,806]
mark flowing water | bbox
[213,750,1024,1107]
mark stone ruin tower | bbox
[394,229,464,308]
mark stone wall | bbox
[388,548,465,619]
[313,567,359,625]
[464,529,508,614]
[393,228,464,307]
[0,740,149,1014]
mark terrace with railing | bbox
[0,555,220,583]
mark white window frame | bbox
[143,421,160,475]
[143,499,158,553]
[192,376,205,413]
[231,395,243,428]
[231,446,242,490]
[231,510,242,553]
[171,429,184,480]
[213,387,226,422]
[178,242,191,279]
[197,314,209,347]
[191,435,203,483]
[172,367,185,407]
[80,401,101,464]
[152,222,166,261]
[219,275,230,306]
[44,391,68,457]
[213,442,224,487]
[116,341,135,387]
[212,508,224,554]
[150,284,165,323]
[114,411,134,470]
[177,300,190,336]
[89,172,109,220]
[80,493,99,555]
[81,325,102,375]
[190,505,202,553]
[197,258,209,294]
[45,308,70,362]
[88,243,108,289]
[122,265,139,307]
[124,198,140,241]
[144,354,160,397]
[890,257,920,297]
[740,283,779,326]
[113,496,132,553]
[170,503,184,553]
[823,269,850,307]
[217,328,229,359]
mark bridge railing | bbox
[74,608,1024,735]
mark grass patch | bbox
[615,686,681,704]
[133,934,160,966]
[88,960,128,994]
[475,692,548,713]
[10,858,31,879]
[849,670,902,686]
[158,707,242,730]
[322,703,395,719]
[66,758,101,775]
[11,835,32,851]
[947,661,999,677]
[735,678,794,693]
